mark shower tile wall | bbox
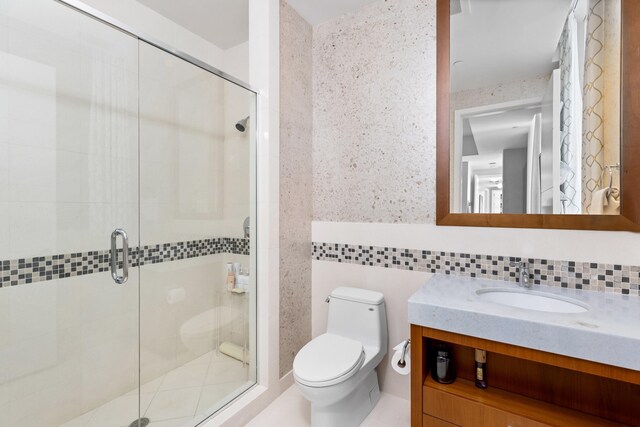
[0,1,253,426]
[0,8,139,261]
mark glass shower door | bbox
[137,41,257,424]
[0,1,141,426]
[1,1,257,425]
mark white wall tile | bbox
[8,201,57,258]
[0,143,9,202]
[0,202,8,257]
[8,145,56,202]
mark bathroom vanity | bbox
[409,275,640,426]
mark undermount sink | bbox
[476,288,590,314]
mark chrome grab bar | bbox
[110,228,129,284]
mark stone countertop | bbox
[408,274,640,371]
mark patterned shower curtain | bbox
[581,0,605,214]
[558,12,583,214]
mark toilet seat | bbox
[293,333,365,388]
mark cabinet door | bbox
[424,387,483,425]
[483,407,551,427]
[424,385,552,427]
[423,414,460,426]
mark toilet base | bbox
[311,368,380,427]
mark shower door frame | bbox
[54,0,261,424]
[55,0,259,95]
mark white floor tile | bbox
[364,392,411,426]
[86,393,155,427]
[125,376,165,396]
[147,417,194,427]
[144,387,201,421]
[159,363,209,391]
[61,351,254,427]
[196,380,247,415]
[57,409,95,427]
[182,352,213,368]
[245,386,410,427]
[205,359,248,385]
[245,387,310,427]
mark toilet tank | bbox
[326,287,387,351]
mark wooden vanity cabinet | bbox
[411,325,640,427]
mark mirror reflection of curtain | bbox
[558,11,584,214]
[581,0,605,214]
[582,0,621,214]
[526,114,542,214]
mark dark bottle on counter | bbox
[432,347,456,384]
[475,349,487,389]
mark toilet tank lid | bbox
[331,287,384,305]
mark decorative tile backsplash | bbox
[0,237,250,288]
[312,242,639,296]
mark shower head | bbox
[235,116,249,132]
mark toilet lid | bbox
[293,333,365,385]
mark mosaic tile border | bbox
[0,237,250,288]
[312,242,640,296]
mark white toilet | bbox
[293,287,388,427]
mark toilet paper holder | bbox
[397,339,411,368]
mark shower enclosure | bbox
[0,1,257,426]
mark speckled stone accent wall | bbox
[312,0,437,223]
[279,0,313,377]
[450,75,549,112]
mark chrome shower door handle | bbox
[110,228,129,284]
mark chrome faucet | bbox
[510,261,531,288]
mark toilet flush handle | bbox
[325,296,330,303]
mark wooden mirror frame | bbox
[436,0,640,231]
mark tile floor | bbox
[60,351,252,427]
[246,385,410,427]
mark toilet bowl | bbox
[293,287,387,427]
[180,306,240,353]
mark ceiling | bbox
[136,0,249,49]
[286,0,379,25]
[468,107,539,155]
[464,102,541,173]
[451,0,572,92]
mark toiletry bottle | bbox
[475,349,487,389]
[242,268,250,292]
[226,263,235,291]
[233,262,241,289]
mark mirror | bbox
[437,0,640,231]
[449,0,621,215]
